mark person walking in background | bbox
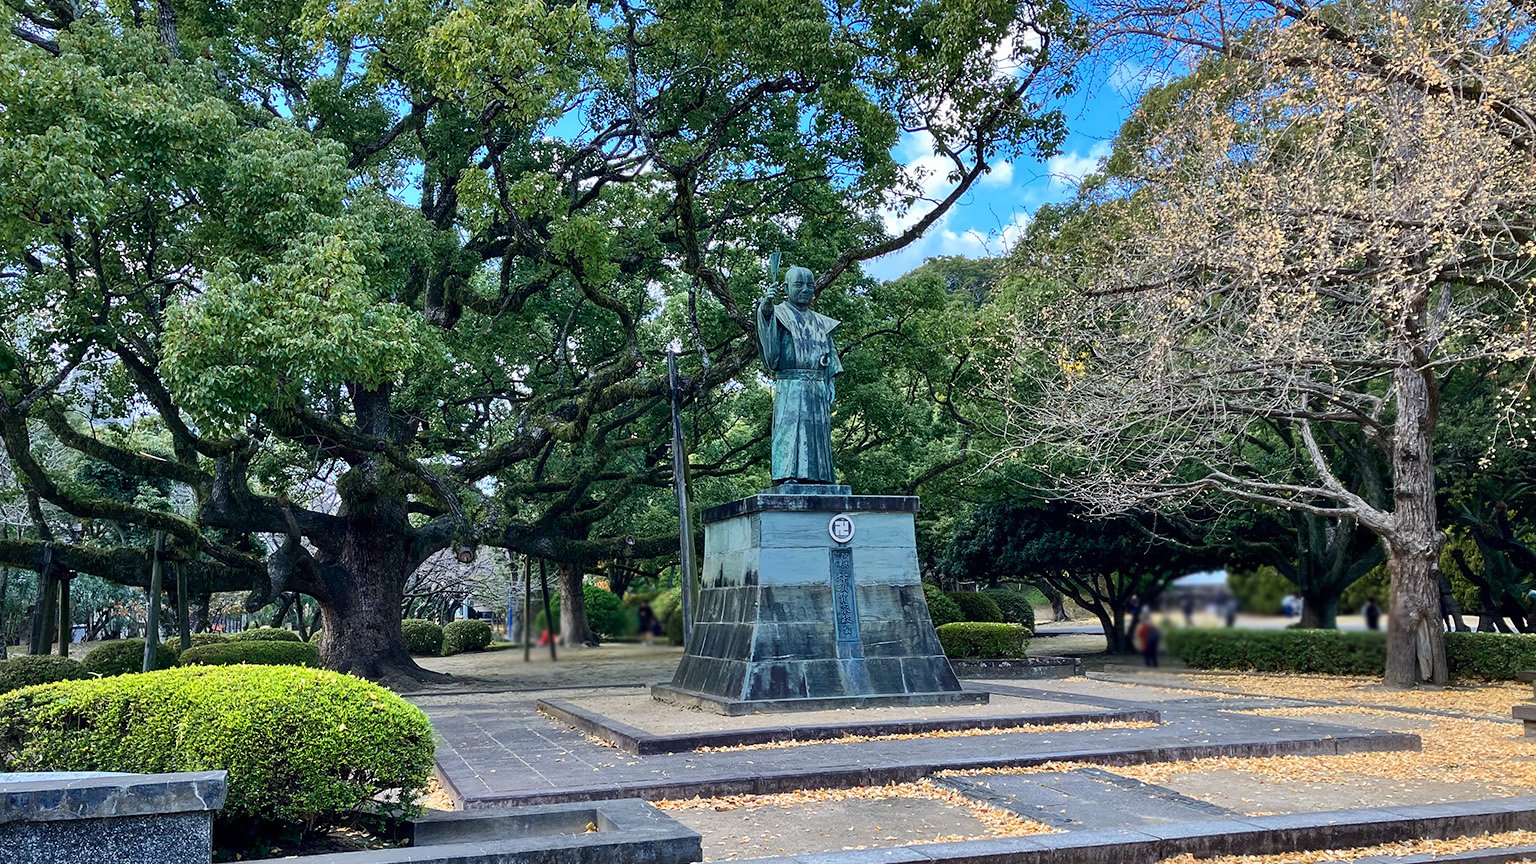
[637,602,657,645]
[1224,596,1238,628]
[1181,595,1195,626]
[1363,598,1382,631]
[1136,616,1161,667]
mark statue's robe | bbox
[756,301,842,483]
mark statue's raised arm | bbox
[755,265,842,485]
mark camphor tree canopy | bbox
[993,0,1536,685]
[0,0,1080,679]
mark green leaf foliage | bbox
[228,627,303,643]
[441,620,494,656]
[400,619,444,656]
[0,666,434,832]
[982,589,1035,632]
[539,585,630,639]
[0,655,91,694]
[188,633,232,648]
[948,590,1004,622]
[178,641,321,668]
[923,583,964,627]
[935,622,1027,659]
[81,640,178,677]
[1168,628,1536,681]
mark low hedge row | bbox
[0,665,434,832]
[179,641,320,668]
[1165,628,1536,680]
[0,655,91,694]
[948,591,1005,623]
[81,639,178,677]
[923,583,964,627]
[442,619,493,655]
[936,622,1029,659]
[401,618,444,655]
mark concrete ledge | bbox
[1,771,226,864]
[539,697,1159,755]
[249,798,701,864]
[650,683,989,716]
[719,795,1536,864]
[448,729,1420,809]
[950,658,1082,680]
[701,494,919,524]
[0,770,227,824]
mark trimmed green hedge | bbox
[0,655,91,694]
[442,620,493,656]
[178,641,320,668]
[309,628,323,644]
[949,590,1004,623]
[0,666,434,832]
[228,627,302,643]
[936,622,1028,659]
[401,619,444,656]
[984,588,1037,633]
[1166,628,1536,680]
[652,587,683,644]
[187,632,230,648]
[81,639,178,677]
[923,583,964,627]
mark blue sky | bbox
[865,59,1167,280]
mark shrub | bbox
[1163,628,1536,681]
[0,666,434,832]
[400,618,444,656]
[983,589,1036,633]
[923,583,964,628]
[1164,628,1387,675]
[651,587,682,624]
[308,628,323,644]
[178,641,320,668]
[662,602,685,645]
[1444,631,1536,680]
[81,639,178,677]
[441,620,494,656]
[949,590,1005,623]
[537,585,630,639]
[228,626,302,643]
[187,632,230,648]
[936,622,1028,659]
[0,655,91,694]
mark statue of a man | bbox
[756,265,842,484]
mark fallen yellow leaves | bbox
[693,720,1159,753]
[1159,829,1536,864]
[656,779,1058,838]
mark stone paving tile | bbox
[413,682,1418,808]
[937,768,1237,829]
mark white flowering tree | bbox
[995,0,1536,685]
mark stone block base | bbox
[650,682,989,716]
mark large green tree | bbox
[0,0,1078,679]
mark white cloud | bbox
[1046,142,1112,191]
[866,208,1034,280]
[980,161,1013,188]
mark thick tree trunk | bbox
[1299,591,1338,629]
[557,562,595,647]
[1383,363,1447,687]
[314,510,443,684]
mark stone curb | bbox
[537,697,1161,755]
[0,770,227,824]
[950,658,1083,681]
[446,729,1419,809]
[720,795,1536,864]
[245,798,702,864]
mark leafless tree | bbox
[994,0,1536,685]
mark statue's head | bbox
[785,266,816,307]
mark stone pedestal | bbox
[653,487,984,714]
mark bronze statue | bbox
[755,265,842,484]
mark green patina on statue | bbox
[755,265,842,484]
